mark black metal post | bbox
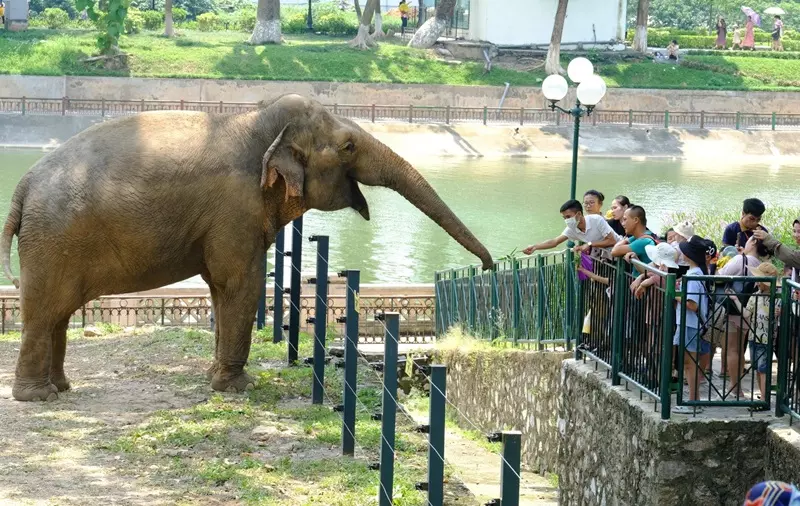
[427,364,446,506]
[256,254,267,330]
[307,0,313,31]
[288,217,303,365]
[378,312,400,506]
[309,235,329,405]
[500,431,522,506]
[342,270,360,456]
[569,103,582,201]
[272,228,285,343]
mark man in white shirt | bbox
[523,199,620,255]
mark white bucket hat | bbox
[645,242,679,269]
[673,221,695,240]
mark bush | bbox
[316,11,355,35]
[142,9,163,30]
[125,7,144,34]
[172,6,188,22]
[42,7,70,29]
[197,12,219,31]
[236,7,256,32]
[281,11,308,33]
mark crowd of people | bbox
[523,192,800,413]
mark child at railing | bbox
[741,261,782,410]
[673,236,713,412]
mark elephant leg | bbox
[208,259,262,394]
[13,316,59,402]
[203,274,221,381]
[49,317,72,392]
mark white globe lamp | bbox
[567,57,594,84]
[576,75,607,107]
[542,74,569,102]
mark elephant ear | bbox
[261,125,305,202]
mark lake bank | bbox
[4,114,800,161]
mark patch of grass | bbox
[0,331,21,342]
[0,29,541,86]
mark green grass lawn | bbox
[1,28,800,90]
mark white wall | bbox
[469,0,628,46]
[6,0,29,22]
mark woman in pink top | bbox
[743,16,756,50]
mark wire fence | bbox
[3,96,800,130]
[436,249,800,421]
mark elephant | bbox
[0,93,493,402]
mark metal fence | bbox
[3,96,800,131]
[0,293,435,343]
[436,250,800,420]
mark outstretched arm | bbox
[523,235,568,255]
[756,230,800,270]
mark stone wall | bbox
[434,347,571,474]
[7,115,800,161]
[435,346,800,505]
[3,74,800,113]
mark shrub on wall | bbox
[42,7,70,29]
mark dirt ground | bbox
[0,328,503,505]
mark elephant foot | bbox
[206,361,220,381]
[50,373,72,392]
[12,379,59,402]
[211,370,255,393]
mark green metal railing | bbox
[435,250,577,349]
[436,251,800,420]
[777,279,800,423]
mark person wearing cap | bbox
[744,481,800,506]
[611,205,656,267]
[631,242,679,299]
[673,235,713,411]
[742,261,782,407]
[722,198,768,250]
[753,219,800,281]
[522,199,619,256]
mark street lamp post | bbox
[307,0,313,31]
[541,57,607,202]
[541,58,606,353]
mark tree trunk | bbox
[353,0,361,19]
[249,0,281,45]
[164,0,174,37]
[373,1,385,38]
[633,0,649,52]
[545,0,569,75]
[349,0,377,49]
[408,0,455,48]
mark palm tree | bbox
[249,0,281,45]
[164,0,174,37]
[408,0,456,49]
[633,0,649,52]
[545,0,569,75]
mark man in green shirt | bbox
[611,205,656,266]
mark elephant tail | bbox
[1,174,29,289]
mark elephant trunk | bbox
[353,141,494,270]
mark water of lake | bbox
[3,149,800,285]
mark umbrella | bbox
[741,6,762,26]
[764,6,786,15]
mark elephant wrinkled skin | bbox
[0,94,493,402]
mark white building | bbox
[467,0,628,47]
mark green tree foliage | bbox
[142,8,163,28]
[76,0,131,54]
[634,0,800,30]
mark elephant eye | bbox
[341,141,355,153]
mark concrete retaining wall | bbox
[5,113,800,161]
[3,75,800,113]
[435,347,800,505]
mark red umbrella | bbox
[741,6,762,26]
